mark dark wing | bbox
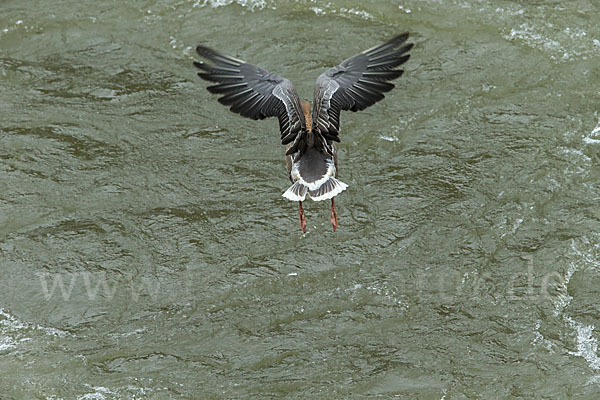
[194,46,305,145]
[312,33,413,142]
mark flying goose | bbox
[193,33,412,232]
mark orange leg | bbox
[330,197,338,232]
[298,201,307,233]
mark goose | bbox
[193,33,412,232]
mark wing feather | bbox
[194,46,306,145]
[311,33,413,142]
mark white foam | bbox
[193,0,267,11]
[339,7,373,20]
[364,284,405,308]
[0,335,19,351]
[512,217,524,234]
[553,260,577,316]
[0,308,26,352]
[505,24,563,53]
[551,238,600,374]
[77,385,115,400]
[72,384,152,399]
[589,119,600,135]
[560,147,592,161]
[583,137,600,144]
[109,328,148,338]
[0,307,68,352]
[566,317,600,370]
[532,320,555,353]
[583,118,600,144]
[310,7,325,16]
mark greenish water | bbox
[1,0,600,398]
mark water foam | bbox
[547,239,600,375]
[505,23,563,56]
[566,317,600,371]
[77,385,115,400]
[504,19,598,62]
[193,0,267,11]
[583,117,600,145]
[0,308,67,352]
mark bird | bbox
[193,33,413,233]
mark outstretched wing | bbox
[312,33,413,142]
[194,46,305,145]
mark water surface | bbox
[1,0,600,398]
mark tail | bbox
[282,181,308,201]
[282,177,348,202]
[308,177,348,201]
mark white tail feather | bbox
[282,181,308,201]
[308,177,348,201]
